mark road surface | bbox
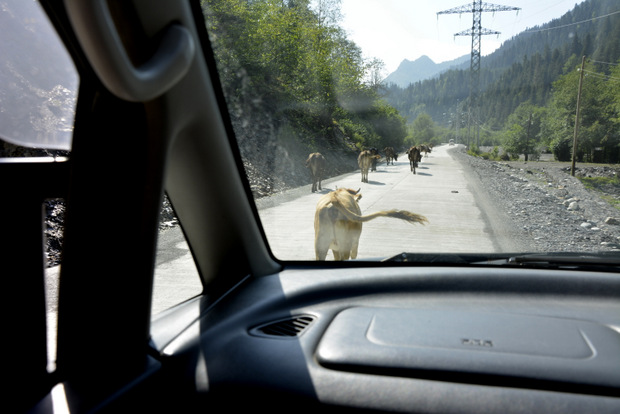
[256,144,517,261]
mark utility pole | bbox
[571,55,586,177]
[456,99,460,144]
[438,1,520,147]
[525,113,532,162]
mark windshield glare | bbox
[201,0,620,262]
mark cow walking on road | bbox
[420,144,432,157]
[369,147,379,171]
[383,147,397,165]
[406,146,421,174]
[358,150,381,183]
[306,152,326,192]
[314,188,428,260]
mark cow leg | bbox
[350,242,359,260]
[314,227,331,260]
[315,243,328,260]
[318,177,322,191]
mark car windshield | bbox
[201,0,620,263]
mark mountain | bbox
[384,0,620,126]
[383,54,469,87]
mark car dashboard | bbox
[151,265,620,413]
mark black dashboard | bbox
[151,266,620,413]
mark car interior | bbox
[5,0,619,413]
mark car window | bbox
[0,1,203,365]
[201,0,620,263]
[0,0,78,373]
[0,0,77,153]
[152,197,203,316]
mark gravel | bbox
[452,149,620,254]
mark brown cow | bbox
[314,188,428,260]
[383,146,397,165]
[406,146,421,174]
[305,152,326,192]
[358,150,381,183]
[420,144,432,157]
[369,147,379,171]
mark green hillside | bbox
[384,0,620,162]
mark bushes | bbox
[468,145,514,161]
[551,135,572,161]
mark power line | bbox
[522,10,620,34]
[590,59,620,67]
[583,69,620,83]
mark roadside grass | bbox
[578,176,620,211]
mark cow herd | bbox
[305,144,433,261]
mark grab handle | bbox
[65,0,195,101]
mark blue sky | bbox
[339,0,586,74]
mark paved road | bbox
[257,144,516,261]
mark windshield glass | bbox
[201,0,620,262]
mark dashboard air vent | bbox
[251,315,315,338]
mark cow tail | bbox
[384,210,428,225]
[329,193,428,225]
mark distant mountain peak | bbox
[384,55,469,88]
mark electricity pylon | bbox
[437,1,520,147]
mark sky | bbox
[339,0,587,75]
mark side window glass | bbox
[152,196,203,316]
[0,1,77,152]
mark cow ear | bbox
[355,194,362,202]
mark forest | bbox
[385,0,620,163]
[202,0,620,177]
[202,0,407,186]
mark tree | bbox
[408,113,435,146]
[503,102,544,160]
[202,0,407,159]
[545,59,615,162]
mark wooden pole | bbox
[571,56,586,176]
[525,113,532,162]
